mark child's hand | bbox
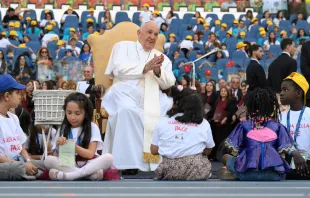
[24,162,38,176]
[56,137,67,147]
[221,118,227,125]
[292,151,309,176]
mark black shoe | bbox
[121,169,139,175]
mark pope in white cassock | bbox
[101,21,176,171]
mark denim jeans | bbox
[226,157,286,181]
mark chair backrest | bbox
[182,30,194,39]
[81,11,91,23]
[14,48,31,60]
[57,49,66,60]
[26,41,41,54]
[222,14,235,28]
[183,13,195,24]
[172,57,188,70]
[98,11,105,25]
[47,40,58,59]
[25,34,40,42]
[170,19,183,34]
[40,10,55,21]
[133,12,141,26]
[167,43,178,60]
[23,10,37,20]
[269,45,282,58]
[216,58,229,71]
[64,16,79,27]
[115,12,131,24]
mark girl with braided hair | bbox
[151,87,215,180]
[218,88,294,181]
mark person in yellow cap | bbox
[217,23,227,35]
[222,30,232,43]
[42,25,59,47]
[140,3,152,23]
[211,20,221,33]
[164,33,176,51]
[233,19,247,38]
[193,17,205,32]
[280,72,310,179]
[5,21,22,40]
[62,28,76,42]
[152,10,165,29]
[180,35,193,58]
[278,30,288,43]
[238,31,246,42]
[55,40,66,59]
[236,41,247,51]
[40,11,55,28]
[203,23,210,32]
[82,24,95,41]
[60,6,79,24]
[258,31,267,45]
[2,7,20,28]
[25,20,43,37]
[249,18,259,31]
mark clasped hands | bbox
[143,54,164,76]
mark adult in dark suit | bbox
[268,38,297,94]
[300,40,310,107]
[230,76,242,103]
[246,44,266,91]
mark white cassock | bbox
[101,41,176,171]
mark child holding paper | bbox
[44,92,114,180]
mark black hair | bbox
[60,92,94,149]
[280,38,294,50]
[299,38,306,46]
[12,55,31,77]
[283,79,304,103]
[276,10,284,19]
[297,28,307,38]
[246,10,253,18]
[160,23,168,32]
[82,43,91,53]
[167,86,203,124]
[28,111,43,155]
[87,22,94,29]
[8,7,15,12]
[244,88,280,125]
[182,75,191,87]
[268,31,276,44]
[0,88,17,100]
[42,80,54,90]
[15,104,31,135]
[249,44,261,57]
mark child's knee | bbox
[102,153,114,166]
[0,162,25,180]
[44,156,58,169]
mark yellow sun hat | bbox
[69,28,76,32]
[203,23,210,27]
[45,9,50,14]
[280,30,287,35]
[143,3,150,7]
[45,25,53,31]
[19,44,26,48]
[14,21,21,28]
[26,17,31,21]
[89,8,95,12]
[30,20,37,26]
[86,18,94,23]
[215,20,221,25]
[233,20,239,24]
[57,40,64,46]
[236,42,247,49]
[240,31,246,36]
[169,33,176,38]
[186,35,193,40]
[8,22,15,27]
[93,31,100,36]
[221,23,227,28]
[9,31,18,36]
[226,30,232,35]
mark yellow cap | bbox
[50,21,56,27]
[260,30,266,35]
[186,35,192,40]
[9,22,15,27]
[57,40,64,46]
[86,18,94,23]
[259,27,265,32]
[203,23,210,27]
[89,8,94,12]
[226,30,232,35]
[266,20,273,25]
[280,30,287,35]
[107,22,113,27]
[197,17,205,24]
[285,72,309,105]
[14,21,21,28]
[251,18,258,23]
[93,31,100,36]
[45,25,53,31]
[70,28,75,32]
[240,31,246,36]
[233,20,239,24]
[9,31,18,36]
[1,32,6,36]
[153,10,160,16]
[68,6,73,10]
[143,3,150,7]
[236,42,247,49]
[221,23,227,28]
[52,36,58,41]
[26,17,31,21]
[45,9,50,14]
[215,20,220,25]
[169,33,176,38]
[19,44,26,48]
[30,20,37,26]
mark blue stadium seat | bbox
[81,11,91,23]
[178,24,189,38]
[296,20,308,30]
[248,25,261,38]
[218,31,226,41]
[239,14,245,21]
[57,49,66,60]
[244,19,251,28]
[115,12,131,24]
[9,40,20,47]
[14,48,31,60]
[23,10,37,20]
[256,13,263,20]
[132,12,141,26]
[64,16,79,28]
[189,51,197,61]
[40,10,55,21]
[26,41,41,54]
[172,57,188,70]
[182,30,194,40]
[183,13,194,24]
[289,14,297,23]
[231,51,248,69]
[189,18,197,27]
[170,19,183,35]
[205,14,218,21]
[47,41,58,59]
[222,14,235,28]
[200,66,218,82]
[98,11,105,25]
[167,43,178,60]
[193,43,203,51]
[25,34,40,42]
[216,58,229,71]
[269,45,282,58]
[64,56,80,61]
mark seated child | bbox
[44,92,114,181]
[219,88,294,181]
[280,72,310,179]
[0,74,45,180]
[151,86,215,180]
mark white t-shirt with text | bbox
[280,107,310,155]
[0,112,27,159]
[152,113,215,158]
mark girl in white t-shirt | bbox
[151,86,215,180]
[44,93,114,180]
